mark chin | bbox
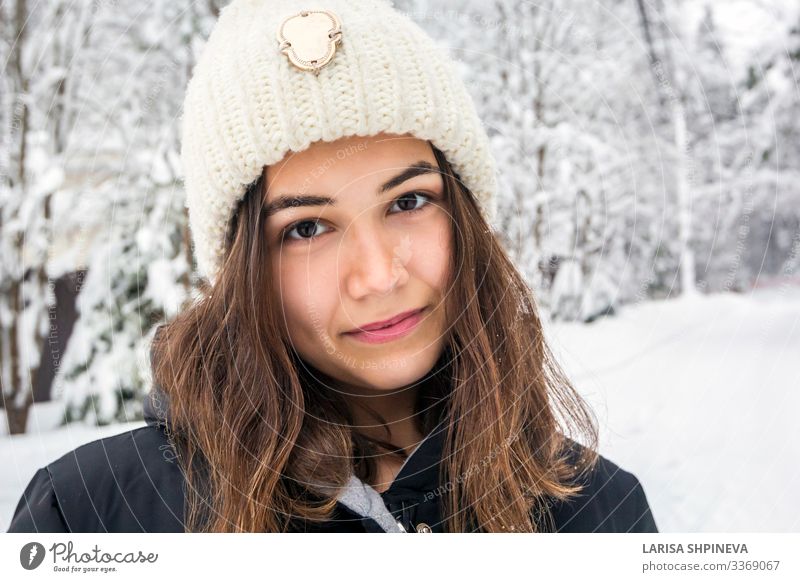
[349,346,442,390]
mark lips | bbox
[345,307,426,334]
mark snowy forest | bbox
[1,0,798,438]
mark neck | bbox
[340,382,424,454]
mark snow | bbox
[543,288,800,532]
[145,256,189,318]
[704,0,798,77]
[2,290,798,532]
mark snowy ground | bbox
[2,290,798,532]
[544,288,800,533]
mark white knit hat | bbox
[180,0,499,285]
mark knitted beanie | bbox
[180,0,499,285]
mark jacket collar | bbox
[334,415,448,532]
[143,381,170,428]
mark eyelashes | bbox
[279,191,437,244]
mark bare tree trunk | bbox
[635,0,697,295]
[4,278,33,434]
[531,3,546,254]
[10,0,28,194]
[672,98,697,295]
[2,0,33,434]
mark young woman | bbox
[7,0,658,534]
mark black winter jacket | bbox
[7,386,659,534]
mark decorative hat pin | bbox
[277,9,343,76]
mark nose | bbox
[342,219,409,299]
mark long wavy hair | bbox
[151,142,599,533]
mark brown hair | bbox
[151,143,599,532]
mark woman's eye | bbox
[389,191,433,214]
[281,219,329,243]
[280,191,434,244]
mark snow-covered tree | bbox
[1,0,95,433]
[51,0,223,424]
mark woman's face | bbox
[265,134,451,393]
[264,133,452,395]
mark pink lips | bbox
[343,307,427,344]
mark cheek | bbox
[271,253,340,345]
[406,214,452,291]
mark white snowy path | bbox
[1,290,798,532]
[544,289,800,532]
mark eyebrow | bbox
[262,160,439,219]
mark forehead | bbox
[264,133,435,193]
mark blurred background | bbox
[1,0,798,531]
